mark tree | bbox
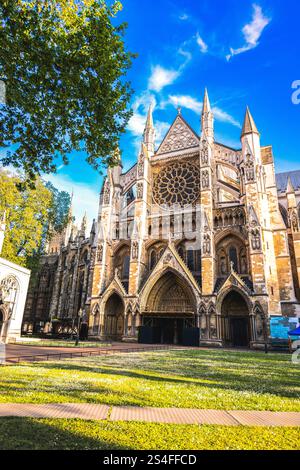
[0,0,135,180]
[45,181,72,233]
[0,169,69,269]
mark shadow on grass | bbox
[11,349,299,400]
[0,417,129,450]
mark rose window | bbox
[152,162,200,206]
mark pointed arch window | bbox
[122,256,130,280]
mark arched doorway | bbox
[140,270,198,345]
[221,290,250,347]
[104,293,125,339]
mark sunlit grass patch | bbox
[0,349,299,411]
[0,418,299,450]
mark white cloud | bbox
[178,47,192,64]
[127,112,146,137]
[45,173,100,231]
[196,33,208,53]
[155,121,170,145]
[165,94,241,128]
[168,95,202,114]
[212,107,241,128]
[127,92,169,149]
[226,4,271,61]
[148,65,180,92]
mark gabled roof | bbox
[156,113,200,155]
[276,170,300,192]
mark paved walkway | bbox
[0,404,299,427]
[4,343,178,364]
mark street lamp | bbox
[75,308,83,346]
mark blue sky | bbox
[47,0,300,227]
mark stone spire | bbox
[286,176,295,194]
[241,106,261,162]
[63,191,74,246]
[90,218,97,244]
[241,106,259,137]
[203,88,211,114]
[201,88,214,143]
[143,103,155,154]
[80,212,87,237]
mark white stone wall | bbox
[0,257,30,342]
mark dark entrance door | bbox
[139,317,195,345]
[231,317,249,347]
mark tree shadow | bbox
[0,417,131,450]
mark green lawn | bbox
[1,349,299,411]
[0,418,298,450]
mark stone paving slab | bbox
[0,404,109,420]
[228,410,300,427]
[0,404,299,426]
[110,406,239,425]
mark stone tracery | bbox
[152,162,200,206]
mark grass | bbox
[15,339,111,348]
[0,418,299,450]
[1,349,299,411]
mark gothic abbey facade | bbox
[23,90,300,348]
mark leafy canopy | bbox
[0,0,135,179]
[0,169,71,268]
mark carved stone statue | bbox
[136,182,143,200]
[203,234,211,255]
[291,211,299,232]
[245,159,255,182]
[201,170,210,189]
[131,240,139,260]
[97,244,103,262]
[201,139,209,165]
[251,229,261,251]
[103,181,110,205]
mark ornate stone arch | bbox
[0,275,20,320]
[252,301,266,342]
[214,228,247,247]
[215,231,249,277]
[216,285,253,315]
[140,266,198,314]
[91,303,100,335]
[102,291,125,339]
[198,302,208,339]
[100,286,125,314]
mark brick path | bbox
[0,404,299,426]
[4,342,179,364]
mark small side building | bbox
[0,212,30,342]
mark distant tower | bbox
[201,88,214,143]
[143,103,155,155]
[0,211,6,255]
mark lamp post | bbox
[75,308,83,346]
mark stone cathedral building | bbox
[24,89,300,348]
